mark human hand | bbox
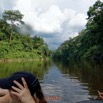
[98,91,103,99]
[0,88,9,96]
[10,77,36,103]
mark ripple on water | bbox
[40,66,91,103]
[41,83,62,103]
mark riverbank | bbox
[0,58,49,62]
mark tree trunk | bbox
[10,32,12,47]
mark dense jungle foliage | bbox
[53,0,103,62]
[0,10,51,59]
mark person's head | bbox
[0,71,47,103]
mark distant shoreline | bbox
[0,58,49,62]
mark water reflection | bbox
[0,61,50,79]
[55,60,103,96]
[42,64,90,103]
[0,60,103,102]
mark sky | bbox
[0,0,102,50]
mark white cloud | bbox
[0,0,99,49]
[0,0,15,17]
[14,1,87,33]
[34,5,65,33]
[14,3,65,33]
[69,13,87,27]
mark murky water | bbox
[0,60,103,103]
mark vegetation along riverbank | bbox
[53,0,103,62]
[0,10,51,61]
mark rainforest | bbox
[0,10,51,61]
[53,0,103,62]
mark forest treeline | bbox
[0,10,51,60]
[53,0,103,62]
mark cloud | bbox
[16,23,34,35]
[58,0,101,14]
[0,0,15,18]
[13,1,87,50]
[0,0,99,50]
[69,13,87,27]
[14,3,65,33]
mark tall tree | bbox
[53,0,103,61]
[3,10,24,46]
[0,19,10,40]
[32,35,44,49]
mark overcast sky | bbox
[0,0,102,50]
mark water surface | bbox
[0,61,103,103]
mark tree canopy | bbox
[2,10,24,46]
[53,0,103,62]
[3,10,24,24]
[0,10,51,60]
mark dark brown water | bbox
[0,60,103,103]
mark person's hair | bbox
[36,88,47,103]
[0,71,47,103]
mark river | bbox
[0,60,103,103]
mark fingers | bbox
[13,80,23,90]
[98,91,100,94]
[11,77,29,98]
[12,86,21,93]
[98,91,103,95]
[11,91,19,97]
[22,77,28,88]
[100,95,103,99]
[98,91,103,99]
[12,77,28,91]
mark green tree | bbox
[3,10,24,46]
[32,35,44,49]
[53,0,103,61]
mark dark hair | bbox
[36,89,47,103]
[0,71,47,103]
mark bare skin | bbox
[98,91,103,99]
[0,78,37,103]
[11,77,36,103]
[0,88,9,96]
[0,93,10,103]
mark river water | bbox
[0,60,103,103]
